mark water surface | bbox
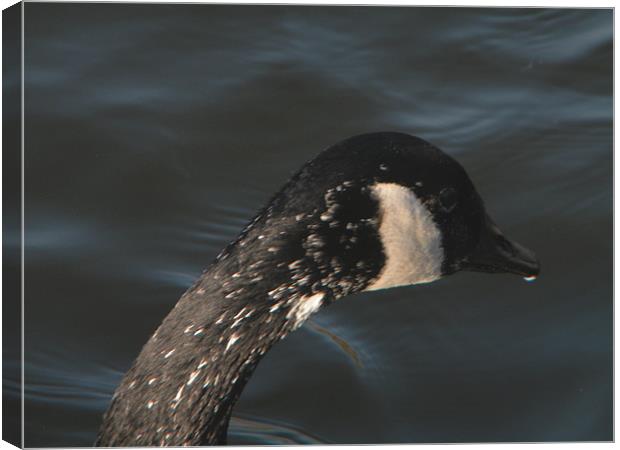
[17,4,612,446]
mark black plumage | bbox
[96,132,539,446]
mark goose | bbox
[96,132,540,446]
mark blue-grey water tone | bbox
[17,4,612,446]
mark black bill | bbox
[461,214,540,278]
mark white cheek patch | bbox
[365,183,444,291]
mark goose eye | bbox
[439,187,458,213]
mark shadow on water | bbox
[20,4,612,446]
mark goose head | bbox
[227,131,539,303]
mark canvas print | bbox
[2,2,613,447]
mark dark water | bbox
[17,4,612,446]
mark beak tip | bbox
[520,251,541,278]
[522,261,541,280]
[461,234,540,280]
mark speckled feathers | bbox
[96,132,491,447]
